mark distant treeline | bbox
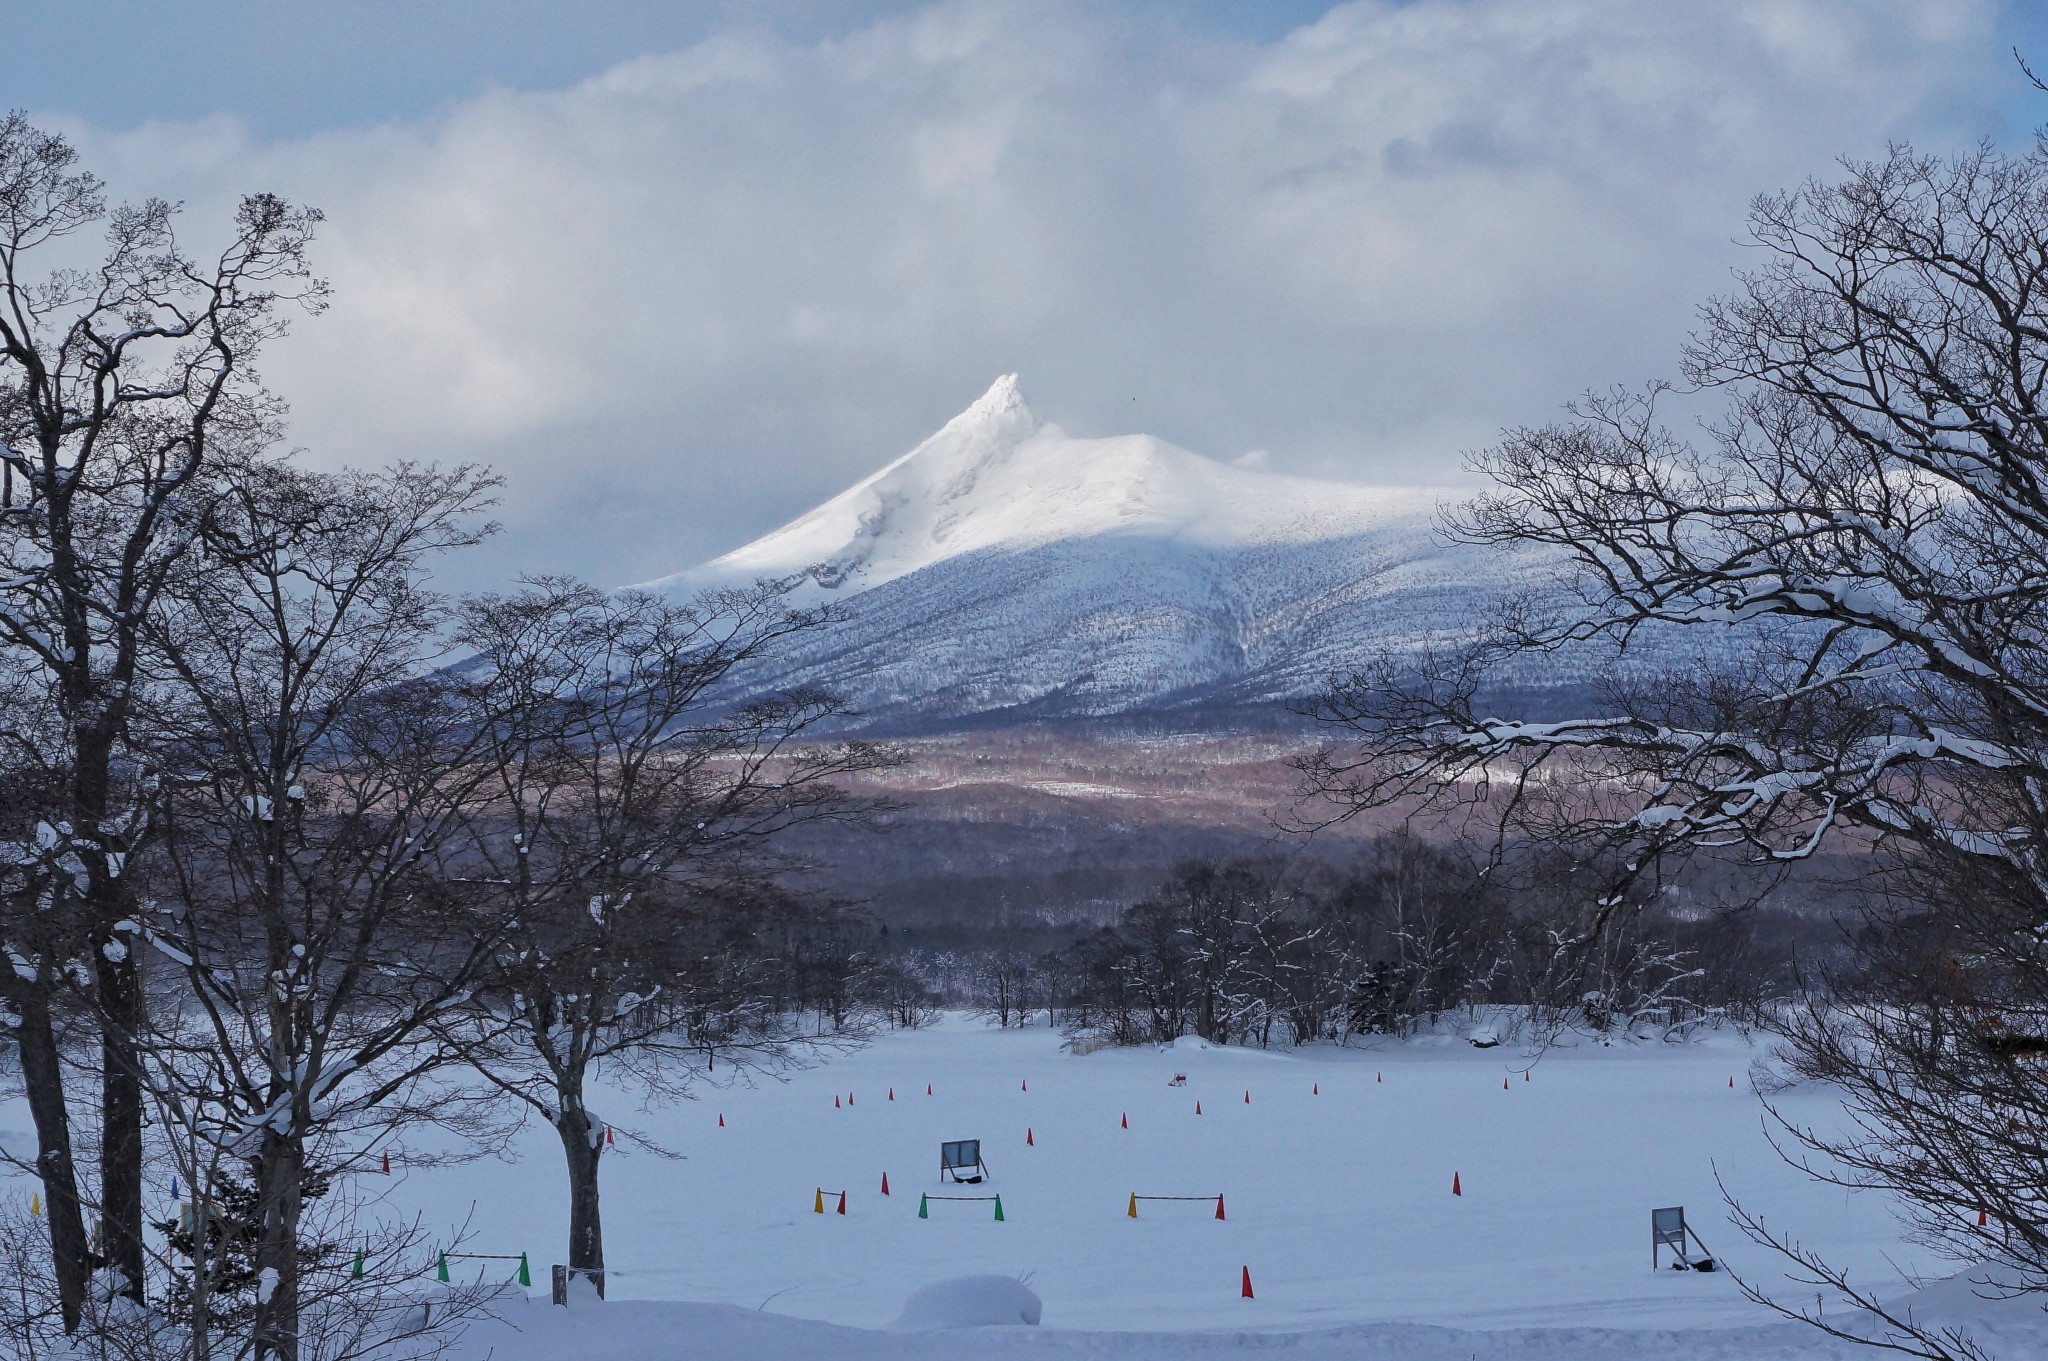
[866,834,1834,1046]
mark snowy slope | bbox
[643,375,1449,599]
[637,377,1552,726]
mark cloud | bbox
[66,0,2010,591]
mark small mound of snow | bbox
[890,1275,1042,1330]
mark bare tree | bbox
[443,578,894,1284]
[976,952,1037,1029]
[140,461,502,1361]
[0,112,325,1321]
[1303,140,2048,1356]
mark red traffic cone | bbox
[834,1095,841,1109]
[1215,1194,1227,1221]
[1240,1266,1254,1299]
[1026,1128,1035,1146]
[381,1150,391,1175]
[1244,1090,1250,1104]
[1195,1100,1203,1115]
[718,1113,725,1127]
[1121,1112,1129,1129]
[881,1172,890,1196]
[836,1190,847,1215]
[1452,1172,1462,1196]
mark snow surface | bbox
[10,1017,2042,1359]
[889,1273,1042,1330]
[454,1284,2048,1361]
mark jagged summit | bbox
[639,374,1445,598]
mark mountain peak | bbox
[952,372,1034,435]
[640,377,1446,600]
[889,373,1045,505]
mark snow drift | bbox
[889,1274,1043,1330]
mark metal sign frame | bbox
[1652,1206,1686,1268]
[940,1139,988,1184]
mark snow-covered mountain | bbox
[639,376,1547,728]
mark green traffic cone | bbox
[351,1247,364,1280]
[517,1252,531,1287]
[993,1194,1004,1222]
[436,1251,449,1284]
[918,1193,929,1219]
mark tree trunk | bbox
[96,933,146,1303]
[251,1131,304,1361]
[76,714,146,1305]
[10,984,91,1332]
[556,1105,605,1275]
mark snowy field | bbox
[8,1016,2047,1359]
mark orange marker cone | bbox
[1215,1194,1226,1221]
[836,1190,847,1216]
[1121,1112,1128,1129]
[1452,1172,1462,1196]
[882,1172,891,1195]
[1241,1266,1254,1299]
[1196,1100,1203,1115]
[1026,1128,1035,1146]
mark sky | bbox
[7,0,2048,592]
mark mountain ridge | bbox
[639,376,1550,729]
